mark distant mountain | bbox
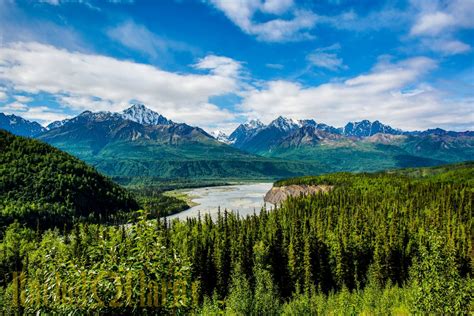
[226,116,473,171]
[46,104,172,131]
[278,125,344,147]
[47,118,70,130]
[6,107,472,179]
[210,130,231,144]
[407,128,474,137]
[0,113,46,137]
[270,116,302,131]
[36,106,320,181]
[342,120,402,137]
[231,116,304,152]
[228,119,265,146]
[121,103,172,125]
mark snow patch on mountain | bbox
[270,116,301,131]
[121,104,172,125]
[210,130,231,144]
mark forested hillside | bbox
[0,129,138,228]
[0,162,472,314]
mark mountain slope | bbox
[37,107,322,181]
[342,120,402,137]
[0,129,138,228]
[0,113,46,137]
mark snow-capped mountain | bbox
[46,104,172,131]
[0,113,46,137]
[343,120,402,137]
[47,118,71,130]
[245,119,265,130]
[121,104,172,125]
[278,125,344,147]
[269,116,301,131]
[211,130,231,144]
[228,119,266,146]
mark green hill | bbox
[0,129,138,228]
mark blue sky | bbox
[0,0,473,133]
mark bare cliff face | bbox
[264,184,333,205]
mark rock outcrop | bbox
[264,184,333,205]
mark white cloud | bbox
[0,42,241,128]
[209,0,317,42]
[266,63,284,69]
[238,56,473,131]
[307,44,346,71]
[410,11,454,36]
[14,95,33,103]
[0,103,69,125]
[39,0,60,5]
[194,55,243,78]
[318,7,410,32]
[0,90,7,102]
[107,20,197,60]
[428,39,471,55]
[409,0,474,55]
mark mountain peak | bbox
[211,130,231,144]
[244,119,265,130]
[0,112,46,137]
[343,120,402,137]
[270,116,301,131]
[122,104,172,125]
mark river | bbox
[166,183,274,221]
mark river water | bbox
[166,183,274,221]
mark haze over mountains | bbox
[1,104,472,181]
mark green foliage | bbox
[253,241,281,315]
[225,264,253,315]
[0,162,472,314]
[260,136,474,173]
[0,214,195,314]
[44,132,326,183]
[409,233,473,314]
[0,130,138,228]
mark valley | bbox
[166,182,273,221]
[1,104,472,187]
[0,106,472,314]
[1,1,473,313]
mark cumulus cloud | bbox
[208,0,317,42]
[409,0,474,55]
[410,11,454,36]
[238,56,473,131]
[194,55,243,78]
[0,42,241,127]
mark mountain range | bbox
[31,105,318,183]
[0,104,472,182]
[222,116,473,171]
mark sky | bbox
[0,0,473,134]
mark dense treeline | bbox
[172,165,473,313]
[0,161,472,313]
[0,130,138,228]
